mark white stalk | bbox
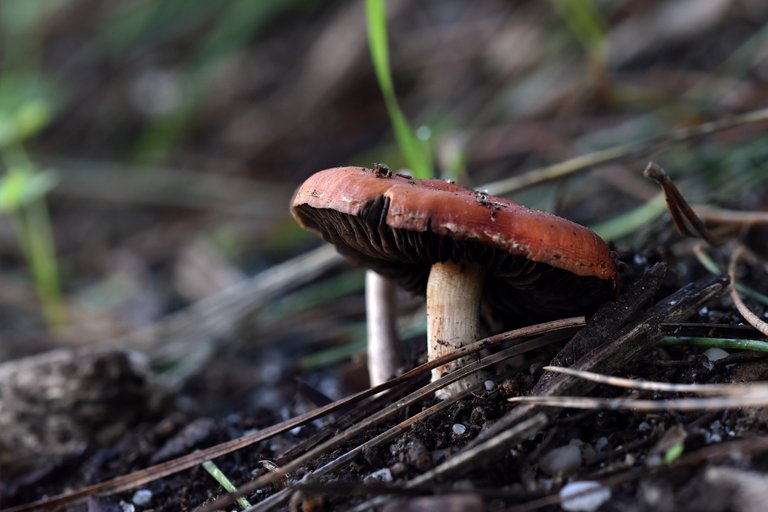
[365,270,401,386]
[426,260,486,399]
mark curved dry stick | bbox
[507,392,768,411]
[542,366,766,395]
[693,205,768,225]
[728,245,768,336]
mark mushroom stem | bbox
[365,270,401,386]
[427,259,487,399]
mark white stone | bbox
[560,480,611,511]
[594,436,609,453]
[132,489,153,506]
[364,468,393,483]
[704,347,730,370]
[540,443,582,476]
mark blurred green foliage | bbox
[550,0,612,84]
[0,1,70,332]
[0,160,67,332]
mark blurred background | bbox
[1,0,767,365]
[4,2,768,507]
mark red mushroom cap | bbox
[292,166,618,324]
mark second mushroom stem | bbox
[427,259,487,399]
[365,270,402,386]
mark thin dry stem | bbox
[728,245,768,336]
[508,392,768,410]
[542,366,764,395]
[643,162,722,246]
[693,205,768,225]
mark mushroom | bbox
[291,166,618,398]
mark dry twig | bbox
[693,205,768,226]
[509,366,768,410]
[728,245,768,336]
[542,366,765,395]
[643,162,722,246]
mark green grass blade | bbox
[202,459,252,510]
[23,199,67,330]
[365,0,433,178]
[590,192,667,241]
[663,336,768,352]
[0,157,68,333]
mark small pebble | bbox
[560,481,611,511]
[132,489,153,506]
[120,502,136,512]
[540,443,582,476]
[704,348,729,370]
[594,436,609,453]
[706,420,724,443]
[452,423,467,435]
[364,468,393,483]
[484,379,496,391]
